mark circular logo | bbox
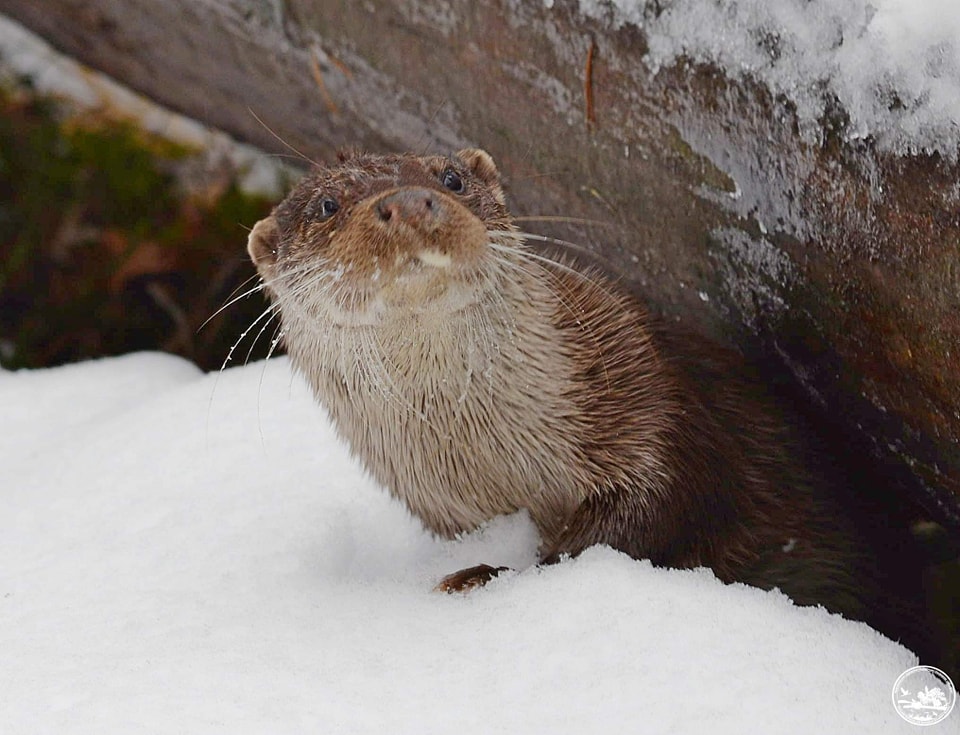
[892,666,956,727]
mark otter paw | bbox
[433,564,511,593]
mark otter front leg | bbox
[539,485,671,567]
[434,485,676,593]
[434,564,511,593]
[435,489,657,593]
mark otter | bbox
[246,148,925,645]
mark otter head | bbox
[247,148,513,326]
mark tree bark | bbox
[3,0,958,531]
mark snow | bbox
[0,353,932,733]
[567,0,960,157]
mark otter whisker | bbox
[487,243,612,391]
[221,298,283,373]
[254,322,288,447]
[451,310,485,424]
[199,278,268,332]
[244,307,283,366]
[207,293,283,453]
[353,326,428,425]
[219,270,263,306]
[475,268,515,371]
[231,267,332,356]
[500,229,621,274]
[265,324,286,362]
[247,107,320,168]
[512,215,617,228]
[491,234,623,305]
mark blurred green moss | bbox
[0,77,280,371]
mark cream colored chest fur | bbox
[287,296,590,547]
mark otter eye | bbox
[440,168,464,193]
[318,198,340,219]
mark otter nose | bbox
[376,188,440,224]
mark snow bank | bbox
[0,353,928,732]
[567,0,960,157]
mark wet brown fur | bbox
[247,149,925,648]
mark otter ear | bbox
[247,215,280,267]
[456,148,505,204]
[456,148,501,185]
